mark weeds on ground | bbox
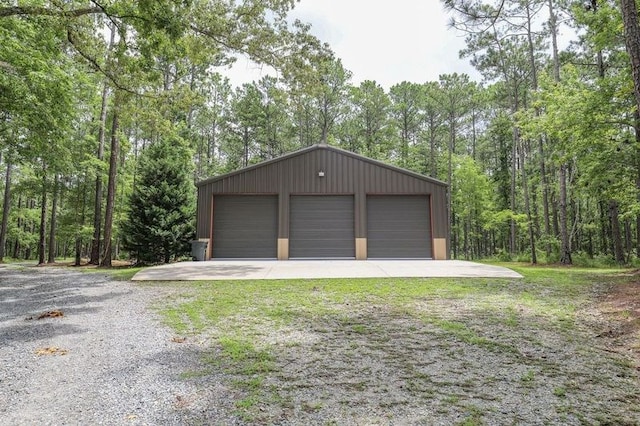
[102,266,145,281]
[155,266,640,424]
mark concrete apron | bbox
[131,260,523,281]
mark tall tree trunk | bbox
[525,1,539,89]
[75,177,83,267]
[463,219,468,259]
[548,0,570,263]
[523,3,549,259]
[548,0,561,82]
[243,127,249,167]
[510,125,517,255]
[25,198,34,260]
[0,160,11,261]
[90,82,110,264]
[551,187,560,238]
[599,201,608,254]
[448,118,455,258]
[12,195,21,258]
[101,97,120,267]
[619,1,640,259]
[47,174,59,263]
[557,178,570,261]
[38,168,47,265]
[520,139,537,264]
[89,27,114,265]
[429,122,437,177]
[610,200,625,264]
[624,219,632,262]
[452,211,458,259]
[538,141,551,258]
[559,164,571,264]
[632,113,640,258]
[320,97,329,145]
[471,108,477,160]
[621,0,640,112]
[637,151,640,258]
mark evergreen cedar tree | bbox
[122,138,196,264]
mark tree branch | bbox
[0,6,103,18]
[66,29,153,98]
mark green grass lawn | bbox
[159,265,615,335]
[152,266,640,423]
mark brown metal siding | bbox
[196,146,449,258]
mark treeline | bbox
[2,0,640,265]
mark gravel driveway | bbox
[0,265,213,425]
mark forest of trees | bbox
[2,0,640,266]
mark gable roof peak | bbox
[196,142,447,187]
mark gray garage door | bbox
[367,195,432,258]
[290,195,355,258]
[212,195,277,258]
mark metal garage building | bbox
[195,144,450,260]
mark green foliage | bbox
[452,154,493,219]
[339,80,393,159]
[571,253,623,268]
[389,81,425,167]
[122,137,195,264]
[4,0,640,265]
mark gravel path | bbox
[0,265,214,425]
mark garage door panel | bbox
[369,233,429,243]
[292,231,353,240]
[367,195,432,258]
[213,195,277,258]
[369,239,430,249]
[217,240,276,248]
[370,223,424,232]
[290,195,355,258]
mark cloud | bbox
[290,0,477,88]
[225,0,478,89]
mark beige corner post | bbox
[202,238,212,260]
[355,238,367,260]
[277,238,289,260]
[433,238,447,260]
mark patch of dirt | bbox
[198,303,640,425]
[596,280,640,367]
[35,347,69,356]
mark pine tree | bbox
[123,137,195,264]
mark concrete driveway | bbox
[131,260,522,281]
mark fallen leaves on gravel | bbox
[35,347,68,356]
[25,310,65,320]
[171,336,187,343]
[174,395,191,408]
[38,310,64,319]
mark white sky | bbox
[226,0,478,89]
